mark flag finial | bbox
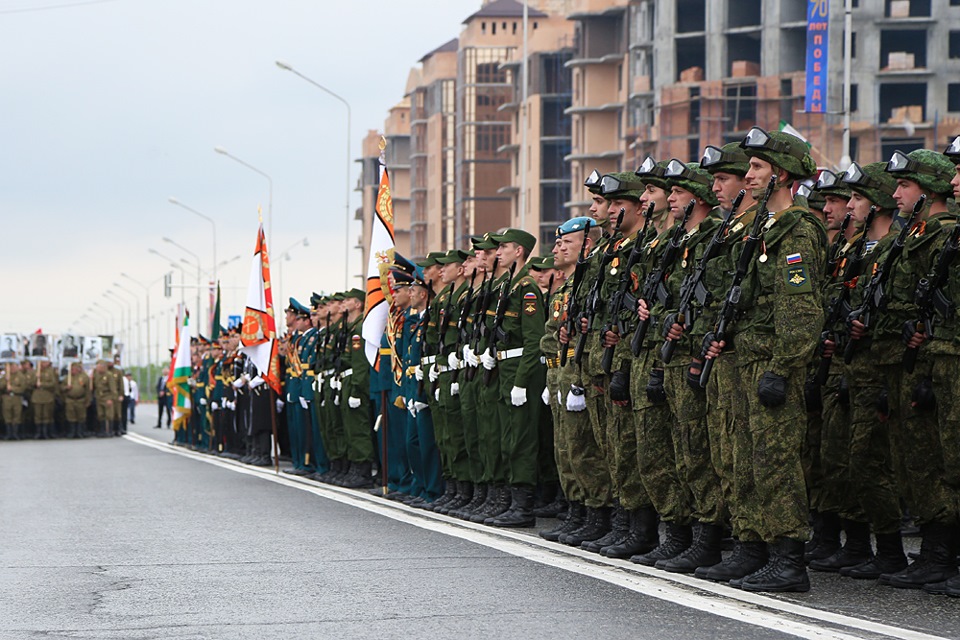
[258,205,263,224]
[378,135,386,151]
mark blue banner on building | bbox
[804,0,829,113]
[227,314,241,329]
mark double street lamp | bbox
[213,146,274,244]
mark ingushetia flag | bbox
[239,223,281,394]
[361,137,396,368]
[169,311,193,432]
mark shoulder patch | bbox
[784,265,812,294]
[352,335,362,350]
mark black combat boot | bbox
[923,573,960,596]
[540,502,585,542]
[881,522,958,589]
[695,540,769,582]
[631,522,692,566]
[805,511,841,564]
[11,424,20,440]
[843,532,907,579]
[810,520,874,572]
[738,539,810,592]
[657,522,724,573]
[341,461,374,489]
[467,485,502,522]
[533,483,565,519]
[430,480,458,511]
[474,485,511,524]
[602,507,659,558]
[452,484,487,519]
[583,502,628,553]
[560,507,611,547]
[489,486,536,528]
[438,482,472,514]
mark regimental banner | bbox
[804,0,829,113]
[361,136,397,369]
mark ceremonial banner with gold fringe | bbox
[170,311,193,432]
[239,223,281,394]
[361,136,397,369]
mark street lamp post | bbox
[275,60,351,289]
[104,291,131,363]
[148,249,187,306]
[213,147,274,243]
[120,272,153,378]
[87,307,109,334]
[277,237,309,310]
[113,282,143,390]
[162,237,202,321]
[168,197,218,291]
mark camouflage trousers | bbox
[665,363,723,524]
[583,351,614,508]
[604,381,650,511]
[844,356,901,534]
[705,351,738,529]
[548,365,612,508]
[631,346,690,524]
[814,371,864,520]
[733,358,809,542]
[880,350,958,526]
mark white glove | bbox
[447,352,460,369]
[348,396,361,409]
[199,398,207,406]
[276,399,284,413]
[188,378,197,388]
[435,388,441,402]
[463,345,479,368]
[480,349,496,371]
[414,365,424,382]
[407,398,416,416]
[249,376,264,390]
[541,387,551,406]
[511,386,527,407]
[329,377,337,390]
[428,364,439,383]
[334,378,342,390]
[231,377,245,389]
[566,387,587,412]
[313,377,322,392]
[211,402,219,410]
[414,401,428,412]
[334,394,340,406]
[299,396,309,409]
[450,382,460,396]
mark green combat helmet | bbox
[599,171,646,201]
[584,168,603,195]
[885,148,955,196]
[813,169,851,199]
[796,182,825,212]
[740,126,817,179]
[842,161,898,211]
[634,155,670,191]
[663,159,720,206]
[700,142,750,177]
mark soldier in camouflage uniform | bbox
[703,127,823,592]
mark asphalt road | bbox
[1,404,958,640]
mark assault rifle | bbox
[559,225,591,367]
[417,280,435,397]
[465,258,499,382]
[630,199,695,357]
[482,261,517,385]
[902,220,960,372]
[598,202,654,374]
[450,279,475,384]
[843,195,925,364]
[825,212,854,279]
[698,175,777,387]
[431,283,457,394]
[812,206,876,385]
[660,190,745,364]
[573,209,625,365]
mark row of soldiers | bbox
[1,358,128,439]
[360,128,960,596]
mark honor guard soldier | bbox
[703,126,823,592]
[2,362,27,440]
[336,288,375,489]
[62,361,91,438]
[283,298,314,475]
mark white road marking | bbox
[124,433,949,640]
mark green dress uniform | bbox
[323,315,348,473]
[339,315,374,484]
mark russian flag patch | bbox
[786,253,802,265]
[524,292,537,300]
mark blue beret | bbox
[557,216,594,237]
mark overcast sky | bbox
[0,0,475,352]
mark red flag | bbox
[239,224,281,394]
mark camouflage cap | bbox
[740,127,817,179]
[843,161,898,210]
[885,148,954,196]
[600,171,646,200]
[700,142,750,177]
[664,159,720,206]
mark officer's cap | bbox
[491,228,537,254]
[390,252,417,275]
